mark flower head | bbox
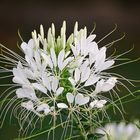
[0,21,135,139]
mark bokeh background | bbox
[0,0,140,139]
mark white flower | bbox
[42,74,64,96]
[57,103,68,109]
[90,99,107,108]
[36,103,51,115]
[21,101,34,111]
[66,93,90,106]
[96,122,140,140]
[94,47,115,72]
[10,22,118,117]
[95,77,117,94]
[16,87,38,101]
[1,21,129,138]
[12,62,30,85]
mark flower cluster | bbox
[12,21,117,117]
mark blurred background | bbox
[0,0,140,139]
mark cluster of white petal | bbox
[96,122,140,140]
[12,21,117,117]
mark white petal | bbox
[21,42,27,52]
[55,87,64,96]
[17,61,23,68]
[97,60,114,71]
[101,77,117,92]
[74,68,80,83]
[61,57,74,70]
[21,101,34,110]
[95,100,107,108]
[51,77,59,92]
[84,75,100,87]
[41,53,53,69]
[89,100,98,108]
[95,47,106,70]
[81,67,90,83]
[68,77,76,86]
[21,41,33,58]
[50,48,57,67]
[28,39,35,48]
[34,51,41,67]
[57,103,68,109]
[99,100,107,105]
[72,57,84,67]
[58,49,65,70]
[95,79,105,93]
[80,59,89,72]
[71,45,77,57]
[13,67,25,81]
[96,103,104,108]
[66,92,74,103]
[86,35,96,43]
[42,73,51,91]
[13,77,26,85]
[44,108,51,115]
[75,93,90,106]
[24,68,34,79]
[32,83,47,94]
[16,87,37,100]
[36,103,49,112]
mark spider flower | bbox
[0,21,133,139]
[13,22,115,113]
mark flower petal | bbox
[58,49,65,70]
[98,60,114,71]
[75,93,90,106]
[42,73,51,91]
[66,92,74,103]
[21,101,34,110]
[50,48,57,67]
[101,77,117,92]
[61,57,74,70]
[51,77,59,92]
[89,100,98,108]
[57,103,68,109]
[81,67,90,83]
[84,75,100,87]
[74,68,80,83]
[32,83,47,94]
[16,87,37,100]
[55,87,64,96]
[86,35,96,43]
[41,53,53,69]
[68,77,76,86]
[36,103,49,112]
